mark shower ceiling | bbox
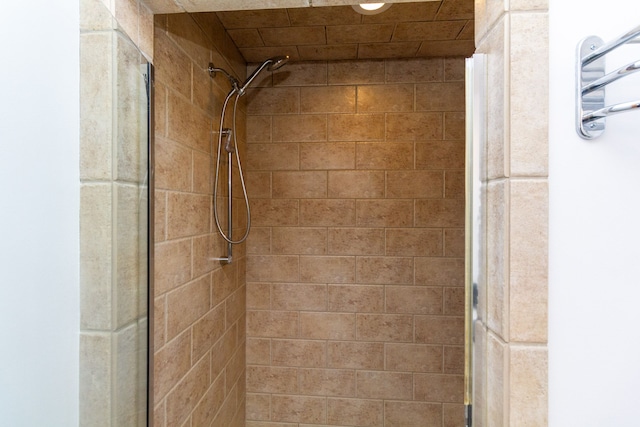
[209,0,474,63]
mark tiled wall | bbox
[474,0,549,425]
[244,58,467,426]
[79,0,152,425]
[153,12,247,427]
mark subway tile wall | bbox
[245,57,467,427]
[153,13,247,427]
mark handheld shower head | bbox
[238,55,290,96]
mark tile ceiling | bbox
[212,0,474,63]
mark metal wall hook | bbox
[576,25,640,139]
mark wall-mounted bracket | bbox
[576,25,640,139]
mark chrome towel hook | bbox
[576,25,640,139]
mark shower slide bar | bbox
[576,24,640,139]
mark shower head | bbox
[238,55,290,96]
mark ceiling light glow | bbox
[351,2,392,15]
[360,2,385,10]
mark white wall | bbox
[549,1,640,425]
[0,2,79,426]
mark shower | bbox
[208,56,289,263]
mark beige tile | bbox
[356,314,413,342]
[444,58,466,81]
[509,345,548,426]
[272,283,327,311]
[80,332,111,425]
[362,1,439,23]
[246,87,300,115]
[212,263,240,305]
[193,149,212,194]
[415,140,465,169]
[327,23,394,44]
[211,325,238,379]
[356,371,412,399]
[358,42,420,59]
[154,296,166,351]
[415,315,464,345]
[486,180,508,339]
[240,46,301,63]
[191,302,227,361]
[250,199,299,227]
[166,276,211,341]
[327,398,383,426]
[300,199,356,226]
[246,365,298,394]
[80,184,112,330]
[225,284,245,326]
[301,86,356,113]
[415,258,464,287]
[384,401,442,426]
[246,310,299,338]
[227,28,263,48]
[217,9,290,29]
[166,92,210,153]
[300,142,356,170]
[356,142,413,170]
[155,137,191,192]
[328,114,385,141]
[328,283,385,313]
[415,199,465,228]
[300,312,356,340]
[272,227,328,255]
[246,116,271,143]
[386,343,443,372]
[247,282,271,310]
[328,228,384,256]
[273,171,327,199]
[386,170,444,198]
[357,84,414,113]
[385,228,443,257]
[271,395,326,424]
[445,111,466,140]
[299,368,356,397]
[286,5,360,25]
[271,339,326,367]
[386,286,443,315]
[328,60,385,85]
[300,256,355,283]
[273,114,327,142]
[509,180,548,343]
[80,33,114,181]
[444,345,465,374]
[487,332,507,427]
[166,193,210,239]
[246,255,299,282]
[246,143,300,171]
[298,44,359,61]
[386,112,443,140]
[444,403,466,427]
[414,373,464,403]
[445,170,465,199]
[416,82,465,111]
[191,374,225,427]
[247,338,271,365]
[444,228,465,257]
[273,61,328,87]
[154,331,191,401]
[246,393,270,421]
[154,29,191,98]
[355,200,413,227]
[510,13,549,176]
[393,21,466,42]
[245,172,271,200]
[418,40,476,57]
[259,26,326,46]
[154,239,191,296]
[385,57,443,83]
[328,171,384,198]
[356,256,413,284]
[166,13,211,69]
[154,190,167,242]
[444,286,465,315]
[327,341,384,369]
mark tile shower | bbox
[152,11,465,427]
